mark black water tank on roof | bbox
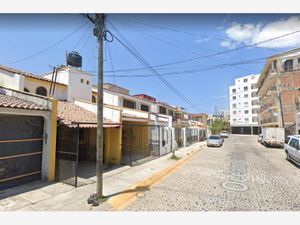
[67,51,82,67]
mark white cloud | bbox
[221,16,300,49]
[195,37,211,44]
[220,40,237,49]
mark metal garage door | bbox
[0,115,44,190]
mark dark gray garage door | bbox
[0,114,44,190]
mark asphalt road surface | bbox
[125,135,300,211]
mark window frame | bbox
[284,59,294,71]
[159,106,167,114]
[140,104,150,112]
[123,98,136,109]
[36,86,47,96]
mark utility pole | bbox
[95,14,105,199]
[276,59,285,128]
[84,13,105,205]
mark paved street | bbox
[0,142,205,211]
[125,135,300,211]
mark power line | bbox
[81,56,265,77]
[85,40,97,69]
[78,26,94,54]
[67,54,266,79]
[104,16,300,73]
[107,43,116,85]
[102,58,264,78]
[111,18,257,74]
[184,85,256,110]
[72,23,93,51]
[106,19,202,113]
[2,20,89,65]
[118,17,281,53]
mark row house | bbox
[0,64,206,189]
[0,65,121,188]
[256,48,300,136]
[0,86,57,189]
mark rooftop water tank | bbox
[66,51,82,68]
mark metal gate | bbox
[175,128,183,148]
[55,125,79,187]
[186,128,198,146]
[0,115,44,190]
[121,124,161,165]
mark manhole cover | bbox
[221,181,248,191]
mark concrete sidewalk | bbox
[0,141,206,211]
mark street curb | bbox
[106,143,206,211]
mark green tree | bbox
[210,119,225,135]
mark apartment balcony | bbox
[260,116,279,126]
[260,102,277,112]
[260,106,277,116]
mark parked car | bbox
[207,135,223,147]
[257,134,263,143]
[220,131,229,138]
[285,135,300,166]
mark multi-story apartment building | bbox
[229,74,261,135]
[257,48,300,136]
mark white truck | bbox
[261,127,285,147]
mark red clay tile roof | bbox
[57,101,121,128]
[0,65,66,86]
[0,94,49,111]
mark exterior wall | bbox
[24,77,67,100]
[122,108,149,120]
[0,68,67,100]
[104,127,122,164]
[258,50,300,136]
[280,71,300,129]
[43,70,69,85]
[74,99,122,124]
[95,88,159,114]
[191,113,208,126]
[0,69,25,90]
[229,74,260,127]
[104,90,120,106]
[66,69,92,102]
[44,68,93,102]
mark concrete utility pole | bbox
[277,59,285,128]
[95,14,105,199]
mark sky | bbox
[0,14,300,114]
